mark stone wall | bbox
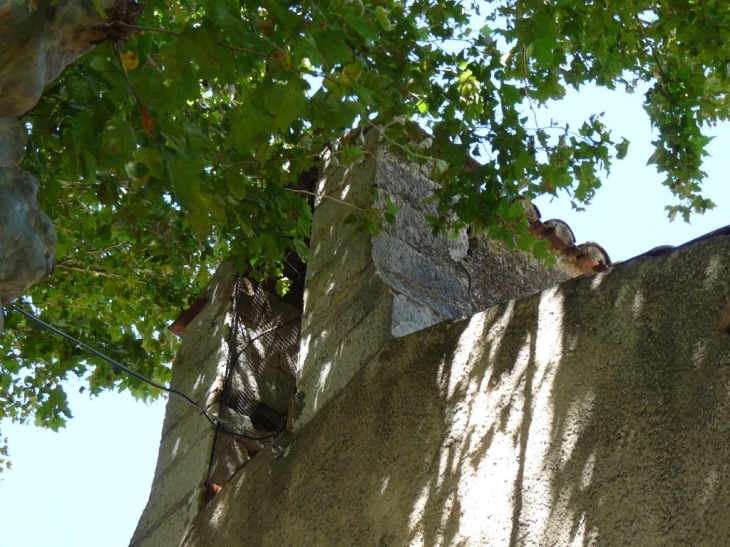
[178,231,730,547]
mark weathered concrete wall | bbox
[129,262,237,547]
[179,232,730,547]
[134,141,725,547]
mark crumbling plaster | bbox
[180,233,730,547]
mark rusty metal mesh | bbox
[206,275,300,495]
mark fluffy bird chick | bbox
[517,197,541,225]
[542,219,576,250]
[577,242,612,270]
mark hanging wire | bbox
[8,302,276,442]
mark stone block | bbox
[176,262,236,355]
[132,497,195,547]
[178,316,230,366]
[463,237,573,312]
[162,348,227,436]
[372,232,470,309]
[309,157,378,239]
[306,212,374,284]
[374,149,439,205]
[378,266,470,319]
[154,411,214,480]
[379,190,469,262]
[302,241,387,329]
[296,292,395,427]
[390,293,446,338]
[172,344,228,397]
[299,264,391,380]
[316,145,378,201]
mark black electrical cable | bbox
[8,303,275,442]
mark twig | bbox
[114,21,180,36]
[285,188,368,212]
[54,263,147,283]
[113,40,144,107]
[85,242,127,255]
[114,22,325,78]
[214,41,270,60]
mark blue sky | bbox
[532,84,730,261]
[0,82,729,547]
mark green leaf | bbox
[135,147,164,179]
[312,28,352,65]
[92,0,108,19]
[168,156,204,208]
[186,208,212,240]
[100,117,136,168]
[276,277,292,296]
[516,233,536,252]
[340,144,365,165]
[264,81,311,131]
[226,102,275,153]
[615,138,630,160]
[375,7,394,31]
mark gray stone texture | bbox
[179,232,730,547]
[462,236,573,312]
[296,139,577,428]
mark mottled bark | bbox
[0,119,56,306]
[0,0,139,330]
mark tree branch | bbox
[114,22,325,78]
[285,188,369,212]
[54,263,146,283]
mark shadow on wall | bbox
[180,235,730,547]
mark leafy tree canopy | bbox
[1,0,727,448]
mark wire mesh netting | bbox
[206,274,301,495]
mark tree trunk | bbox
[0,0,139,329]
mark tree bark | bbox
[0,0,139,329]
